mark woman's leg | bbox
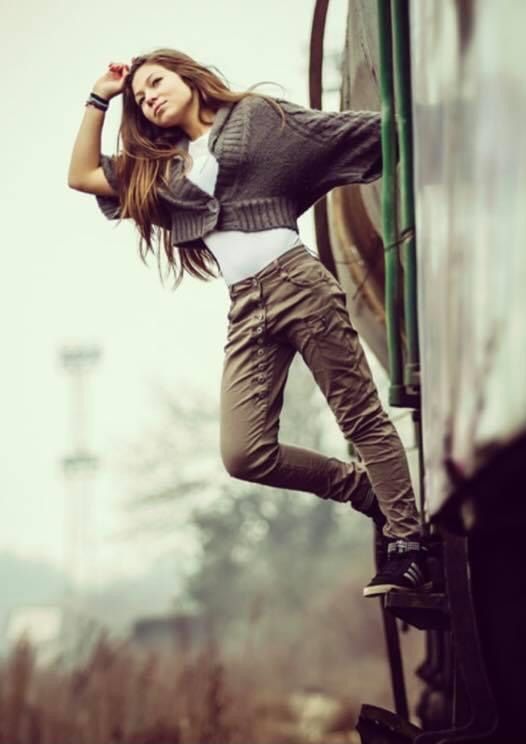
[277,256,421,541]
[220,257,373,508]
[220,245,426,595]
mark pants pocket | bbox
[281,261,330,288]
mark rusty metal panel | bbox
[409,0,526,515]
[330,1,388,369]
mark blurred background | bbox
[0,1,423,741]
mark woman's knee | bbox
[221,447,254,480]
[220,442,277,482]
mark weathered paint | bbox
[409,0,526,514]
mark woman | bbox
[68,48,430,597]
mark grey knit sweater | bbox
[96,95,381,250]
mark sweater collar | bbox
[177,101,235,153]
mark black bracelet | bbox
[85,99,108,112]
[90,91,109,105]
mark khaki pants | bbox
[220,244,420,539]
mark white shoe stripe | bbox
[407,563,423,582]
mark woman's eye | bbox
[139,78,162,105]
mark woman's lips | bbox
[155,101,166,116]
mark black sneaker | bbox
[363,538,432,597]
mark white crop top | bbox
[186,130,315,286]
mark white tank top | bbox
[186,130,315,286]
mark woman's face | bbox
[131,63,193,127]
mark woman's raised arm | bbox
[67,63,129,194]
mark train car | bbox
[310,1,526,742]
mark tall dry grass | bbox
[0,575,424,743]
[0,633,364,744]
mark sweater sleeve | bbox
[95,153,123,221]
[265,98,383,213]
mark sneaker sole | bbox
[363,580,433,597]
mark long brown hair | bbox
[112,48,286,288]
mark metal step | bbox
[384,591,449,630]
[356,704,422,743]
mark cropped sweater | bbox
[95,95,382,251]
[184,128,305,285]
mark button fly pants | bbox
[220,244,420,539]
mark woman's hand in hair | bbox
[92,62,131,100]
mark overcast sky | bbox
[0,0,372,586]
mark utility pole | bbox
[59,343,102,662]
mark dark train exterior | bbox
[310,1,526,741]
